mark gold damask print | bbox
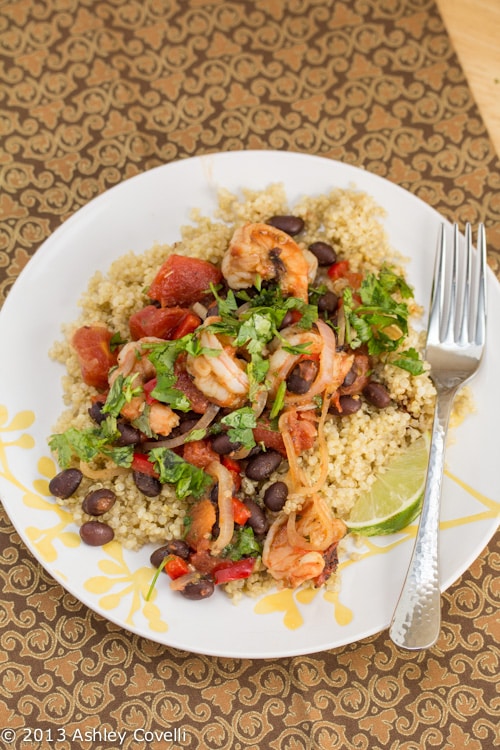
[1,1,499,747]
[1,0,500,304]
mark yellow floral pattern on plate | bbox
[254,472,499,629]
[1,403,498,633]
[0,405,167,632]
[84,541,168,633]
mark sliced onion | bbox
[336,304,346,348]
[295,389,332,496]
[278,410,305,490]
[207,460,234,555]
[79,461,128,480]
[192,301,208,319]
[286,496,336,552]
[142,403,220,450]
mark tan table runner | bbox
[1,1,498,748]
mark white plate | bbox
[1,151,498,658]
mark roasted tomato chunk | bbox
[72,325,118,390]
[148,254,222,307]
[182,439,220,469]
[129,305,200,340]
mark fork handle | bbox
[389,386,457,649]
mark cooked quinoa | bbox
[49,183,472,600]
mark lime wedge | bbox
[346,435,429,536]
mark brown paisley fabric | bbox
[0,1,498,748]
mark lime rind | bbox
[346,492,423,536]
[346,435,429,537]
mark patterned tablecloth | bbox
[1,1,499,749]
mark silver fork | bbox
[389,222,487,650]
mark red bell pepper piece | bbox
[221,455,242,491]
[162,554,190,580]
[327,260,350,281]
[143,378,158,405]
[213,558,256,584]
[232,497,252,526]
[131,452,159,478]
[327,260,363,289]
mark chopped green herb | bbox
[220,407,257,450]
[342,265,424,373]
[222,527,262,561]
[48,416,134,469]
[131,405,155,438]
[145,556,169,601]
[148,447,212,499]
[269,380,286,420]
[146,335,214,412]
[184,428,208,442]
[109,332,128,351]
[102,373,142,417]
[389,347,425,375]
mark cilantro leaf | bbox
[269,380,286,420]
[390,347,425,375]
[102,373,142,417]
[342,266,424,372]
[48,416,134,469]
[222,527,262,561]
[148,447,212,499]
[220,407,257,450]
[146,336,207,412]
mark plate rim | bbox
[1,149,499,658]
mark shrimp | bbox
[109,337,180,436]
[221,222,317,302]
[185,321,249,408]
[262,494,347,588]
[266,320,354,407]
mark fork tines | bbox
[429,222,487,348]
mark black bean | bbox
[115,422,142,446]
[180,577,215,600]
[178,418,201,434]
[286,359,319,395]
[266,215,305,236]
[210,482,219,504]
[363,381,391,408]
[329,395,362,416]
[88,401,106,424]
[80,520,114,546]
[49,468,83,499]
[245,450,282,481]
[317,290,338,314]
[308,241,337,266]
[150,541,191,568]
[280,310,295,329]
[263,481,289,512]
[342,367,357,388]
[133,470,162,497]
[205,302,219,318]
[244,499,269,535]
[82,488,116,516]
[211,432,242,455]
